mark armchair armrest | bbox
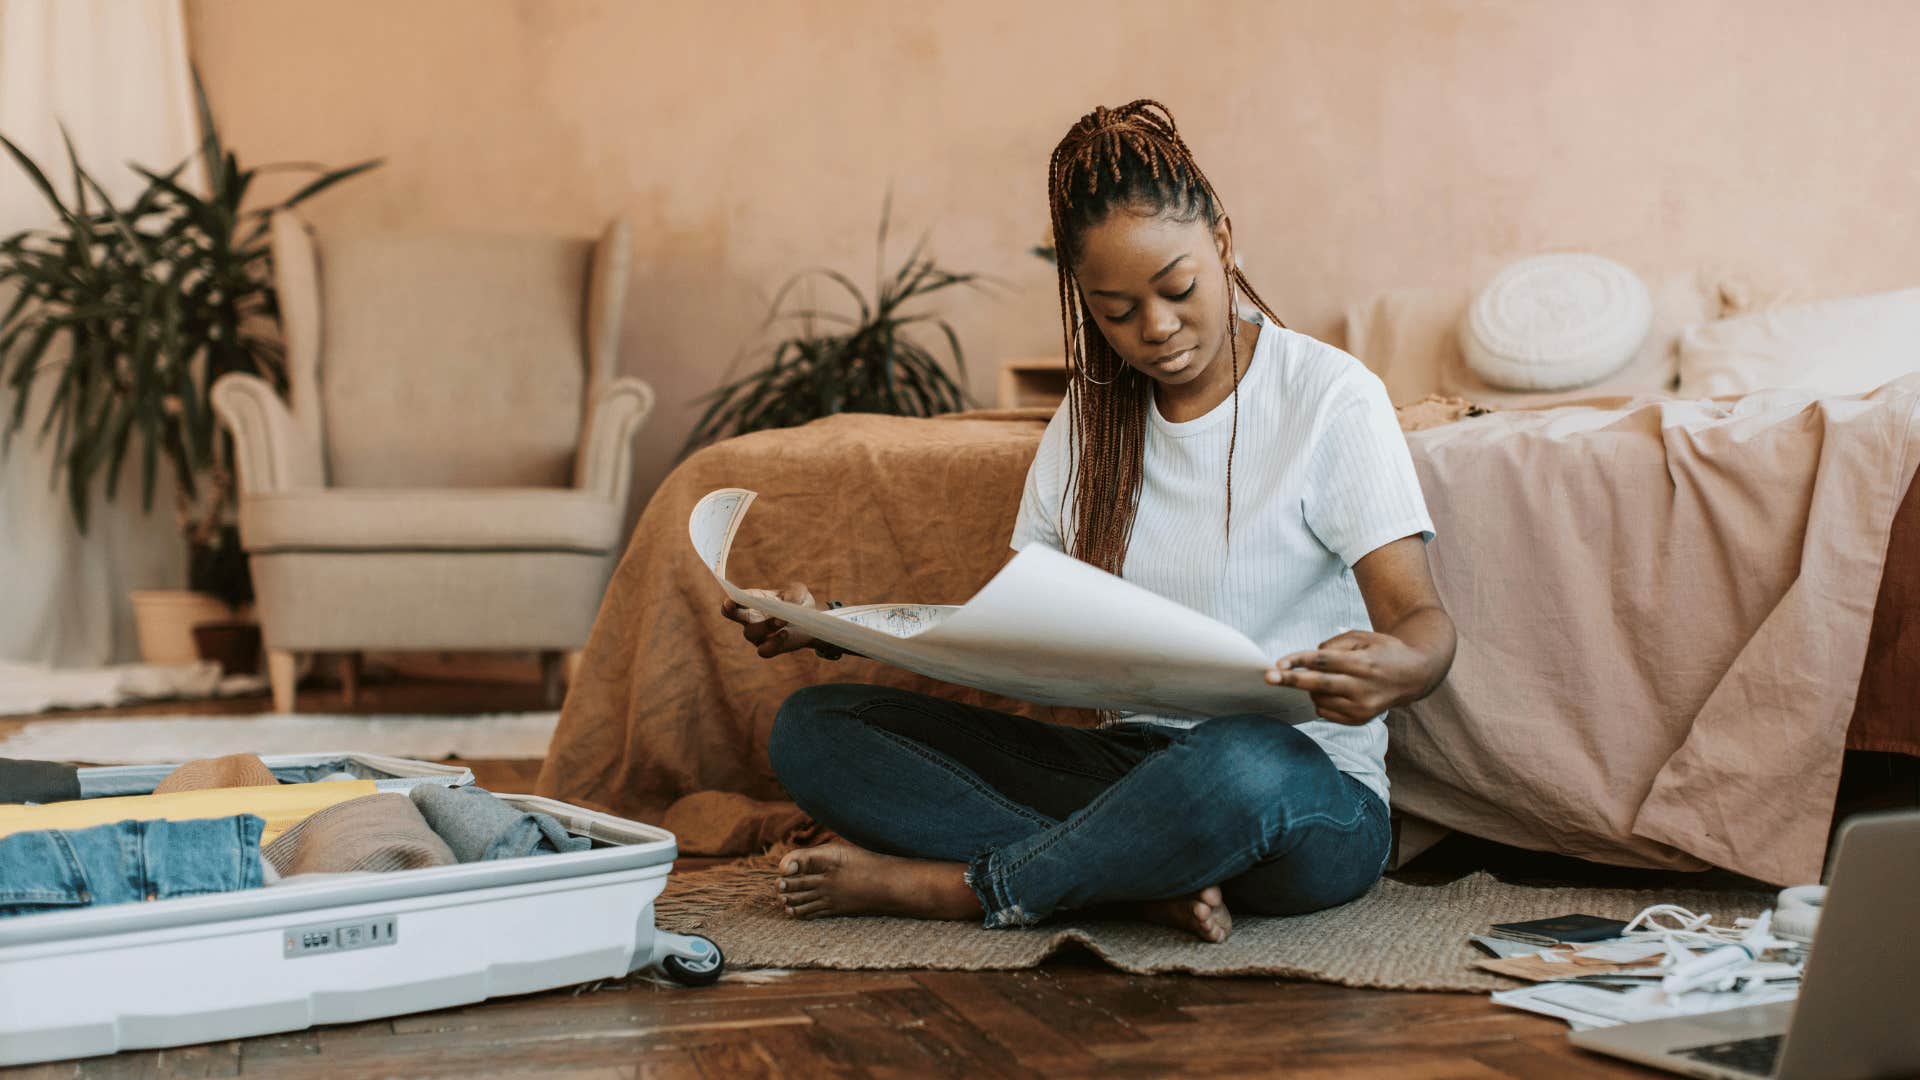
[211,373,325,495]
[574,376,656,503]
[572,374,656,499]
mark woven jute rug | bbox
[656,857,1771,992]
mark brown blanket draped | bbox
[536,411,1096,835]
[538,384,1920,884]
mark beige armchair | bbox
[212,212,654,713]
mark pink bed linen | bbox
[1389,376,1920,884]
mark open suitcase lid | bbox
[76,752,475,798]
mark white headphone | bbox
[1772,885,1826,943]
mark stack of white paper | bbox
[1493,980,1799,1031]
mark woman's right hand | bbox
[721,583,823,659]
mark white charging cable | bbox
[1621,903,1750,948]
[1618,903,1803,996]
[1662,940,1761,995]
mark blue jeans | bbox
[0,816,267,918]
[769,683,1391,928]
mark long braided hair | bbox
[1048,100,1284,577]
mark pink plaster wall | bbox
[185,0,1920,504]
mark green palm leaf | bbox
[0,64,377,604]
[679,200,991,457]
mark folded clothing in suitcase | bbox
[0,752,719,1066]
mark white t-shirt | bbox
[1009,315,1434,805]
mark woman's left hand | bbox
[1266,630,1429,725]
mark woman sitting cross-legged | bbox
[720,100,1456,943]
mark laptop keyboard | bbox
[1675,1033,1782,1077]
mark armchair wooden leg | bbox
[268,649,300,714]
[338,652,362,707]
[540,651,566,708]
[536,650,586,708]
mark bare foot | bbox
[1140,885,1233,943]
[777,842,981,921]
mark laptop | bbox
[1570,809,1919,1079]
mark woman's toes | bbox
[783,851,829,875]
[778,874,825,895]
[1159,886,1230,943]
[1190,903,1219,940]
[1208,909,1233,942]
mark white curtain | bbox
[0,0,203,665]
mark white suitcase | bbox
[0,753,721,1066]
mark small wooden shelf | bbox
[998,356,1069,410]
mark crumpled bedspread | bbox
[1391,376,1920,883]
[539,380,1920,885]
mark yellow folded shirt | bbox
[0,781,380,846]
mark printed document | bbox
[691,487,1318,720]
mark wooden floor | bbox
[0,674,1697,1078]
[5,961,1659,1079]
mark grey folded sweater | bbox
[409,784,590,862]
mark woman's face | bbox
[1072,209,1233,388]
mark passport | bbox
[1487,913,1630,946]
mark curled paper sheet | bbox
[690,487,1317,720]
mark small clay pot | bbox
[192,620,263,677]
[131,590,233,665]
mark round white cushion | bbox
[1459,254,1652,392]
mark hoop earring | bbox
[1224,272,1239,352]
[1072,317,1122,386]
[1079,356,1121,386]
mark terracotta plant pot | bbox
[129,590,237,665]
[191,620,263,677]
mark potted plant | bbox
[682,199,987,454]
[0,76,377,670]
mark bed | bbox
[537,272,1920,886]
